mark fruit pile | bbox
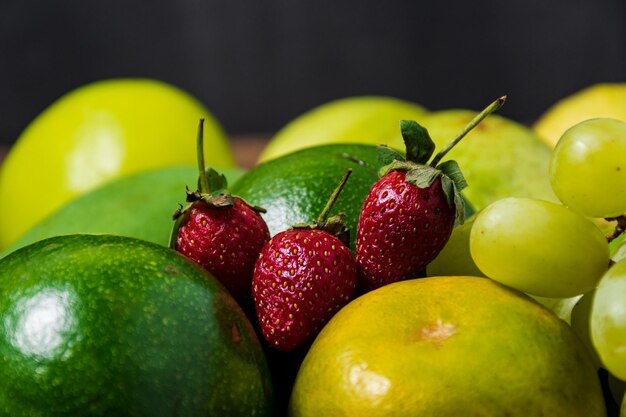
[0,78,625,416]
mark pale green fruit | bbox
[426,216,485,278]
[257,96,427,163]
[419,110,557,211]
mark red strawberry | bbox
[252,170,357,351]
[356,96,506,292]
[172,119,270,306]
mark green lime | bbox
[230,144,381,250]
[0,234,273,416]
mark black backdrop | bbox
[1,0,624,145]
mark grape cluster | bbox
[433,117,626,410]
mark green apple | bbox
[533,83,626,147]
[257,96,427,163]
[419,109,557,211]
[0,78,234,249]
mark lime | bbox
[0,234,273,416]
[231,144,381,250]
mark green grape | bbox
[531,294,581,324]
[470,197,610,298]
[549,118,626,218]
[426,216,486,278]
[591,259,626,380]
[612,233,626,262]
[570,291,602,369]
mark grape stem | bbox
[605,215,626,243]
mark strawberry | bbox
[171,119,270,306]
[356,96,506,292]
[252,170,357,352]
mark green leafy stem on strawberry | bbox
[378,95,506,226]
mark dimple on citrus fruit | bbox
[289,276,605,417]
[0,78,233,249]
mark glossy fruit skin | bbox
[258,96,427,163]
[549,117,626,218]
[252,228,357,352]
[175,198,270,306]
[1,165,244,258]
[470,197,610,298]
[0,234,273,417]
[591,258,626,380]
[289,276,605,417]
[0,78,233,250]
[355,171,455,292]
[231,144,381,251]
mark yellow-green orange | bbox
[0,234,272,416]
[0,78,233,249]
[257,96,427,163]
[289,276,605,417]
[419,110,557,211]
[534,83,626,147]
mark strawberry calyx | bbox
[376,96,506,225]
[291,169,353,247]
[169,118,265,248]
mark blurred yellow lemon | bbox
[0,78,233,249]
[289,276,605,416]
[534,83,626,147]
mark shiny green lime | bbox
[230,144,381,250]
[0,234,273,417]
[1,165,244,258]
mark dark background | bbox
[1,0,624,146]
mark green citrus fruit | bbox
[1,165,244,258]
[0,78,234,249]
[289,276,605,416]
[0,234,273,416]
[257,96,427,163]
[231,144,381,250]
[533,83,626,147]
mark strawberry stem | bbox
[429,95,507,167]
[316,169,353,226]
[196,118,210,194]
